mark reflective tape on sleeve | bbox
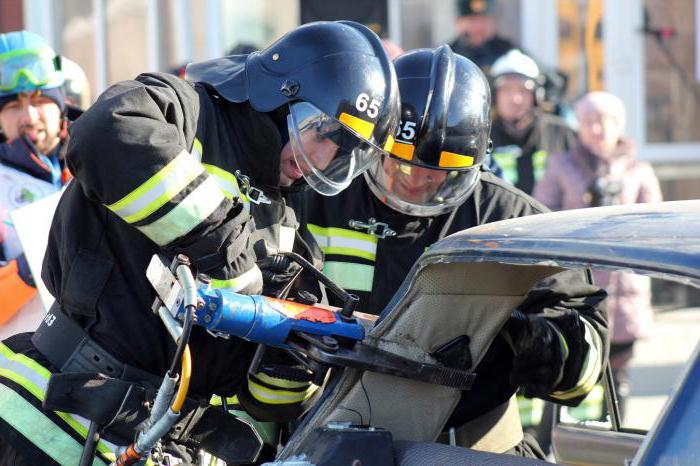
[551,318,603,400]
[202,163,250,212]
[247,373,316,406]
[106,150,204,224]
[191,138,203,162]
[209,265,262,292]
[136,175,225,246]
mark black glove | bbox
[257,253,302,297]
[506,309,567,398]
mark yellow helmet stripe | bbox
[383,135,395,152]
[339,112,375,139]
[390,141,415,161]
[439,151,474,168]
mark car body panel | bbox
[633,340,700,465]
[422,200,700,287]
[384,200,700,465]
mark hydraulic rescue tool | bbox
[146,251,477,390]
[93,251,477,465]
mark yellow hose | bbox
[171,344,191,413]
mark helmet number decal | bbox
[355,93,381,119]
[395,120,416,143]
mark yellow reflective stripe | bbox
[339,112,374,139]
[533,149,549,181]
[0,342,50,378]
[254,372,310,389]
[390,141,415,161]
[210,395,238,406]
[307,224,377,243]
[323,261,374,292]
[548,322,570,362]
[0,343,116,458]
[492,151,519,185]
[383,135,395,153]
[551,319,603,400]
[209,265,262,292]
[202,163,250,212]
[0,385,109,465]
[247,379,316,405]
[136,176,225,246]
[439,151,475,168]
[191,138,203,162]
[106,150,204,223]
[307,224,377,261]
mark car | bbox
[273,200,700,466]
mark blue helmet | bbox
[0,30,64,98]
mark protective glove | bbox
[505,309,568,398]
[257,253,302,297]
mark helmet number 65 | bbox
[395,120,416,142]
[355,93,380,119]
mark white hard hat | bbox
[490,49,540,81]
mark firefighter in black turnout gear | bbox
[298,45,607,457]
[0,21,399,465]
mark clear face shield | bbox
[286,101,387,196]
[365,155,481,216]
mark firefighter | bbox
[449,0,517,73]
[0,31,72,338]
[298,45,607,457]
[489,49,577,195]
[0,21,399,465]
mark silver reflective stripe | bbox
[209,264,262,292]
[136,176,225,246]
[307,224,377,261]
[106,150,204,224]
[0,345,118,457]
[0,384,109,465]
[202,163,250,213]
[322,261,374,292]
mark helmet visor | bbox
[0,49,61,92]
[365,155,480,216]
[287,101,385,196]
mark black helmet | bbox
[365,45,491,216]
[456,0,496,16]
[186,21,400,196]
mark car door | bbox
[430,200,700,465]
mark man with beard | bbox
[0,31,71,336]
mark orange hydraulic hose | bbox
[171,344,191,412]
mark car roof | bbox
[424,200,700,287]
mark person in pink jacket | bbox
[533,91,663,419]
